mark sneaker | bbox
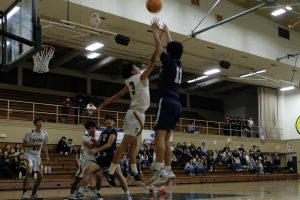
[103,170,116,186]
[21,192,29,200]
[166,170,176,179]
[159,187,169,195]
[67,190,84,200]
[124,194,133,200]
[29,194,42,200]
[91,188,103,200]
[148,169,169,186]
[128,171,145,186]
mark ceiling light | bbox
[285,6,292,11]
[256,69,266,74]
[87,52,101,59]
[204,69,220,75]
[85,42,104,51]
[280,86,295,91]
[271,8,286,16]
[0,6,20,24]
[187,75,208,83]
[240,73,254,78]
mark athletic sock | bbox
[108,163,117,175]
[130,164,138,174]
[155,162,164,171]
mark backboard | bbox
[0,0,41,70]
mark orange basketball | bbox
[146,0,162,13]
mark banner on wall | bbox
[296,116,300,135]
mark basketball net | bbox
[32,45,55,73]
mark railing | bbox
[0,98,283,140]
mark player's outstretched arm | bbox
[98,86,129,110]
[163,23,172,43]
[141,17,161,81]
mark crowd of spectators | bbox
[0,144,26,178]
[223,116,255,137]
[117,140,296,177]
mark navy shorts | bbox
[94,154,113,169]
[154,97,182,131]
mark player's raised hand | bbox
[151,17,160,30]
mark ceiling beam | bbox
[50,49,83,69]
[82,56,117,75]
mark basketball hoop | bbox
[32,45,55,73]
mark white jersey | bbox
[125,73,150,113]
[80,130,101,162]
[23,129,48,156]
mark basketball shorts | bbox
[123,109,145,136]
[75,159,93,178]
[95,154,114,169]
[154,97,182,131]
[24,153,42,172]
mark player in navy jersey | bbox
[148,21,183,186]
[68,116,132,200]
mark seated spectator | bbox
[86,101,96,121]
[16,153,27,179]
[200,142,208,157]
[233,156,242,171]
[14,143,22,157]
[184,159,195,175]
[287,159,295,173]
[256,159,264,174]
[119,154,129,176]
[61,97,72,123]
[57,136,68,154]
[273,153,281,170]
[66,139,75,155]
[194,156,206,175]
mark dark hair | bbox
[105,114,116,122]
[167,41,183,60]
[33,118,44,125]
[68,139,72,142]
[62,136,66,139]
[84,121,97,129]
[121,62,134,79]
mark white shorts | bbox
[24,153,42,172]
[123,109,145,136]
[75,160,93,178]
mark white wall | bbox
[278,89,300,140]
[69,0,300,67]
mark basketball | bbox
[146,0,162,13]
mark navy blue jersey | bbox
[98,128,117,158]
[158,52,183,99]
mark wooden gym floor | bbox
[1,180,299,200]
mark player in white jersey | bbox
[69,121,102,199]
[21,118,49,200]
[99,18,161,186]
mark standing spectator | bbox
[75,93,85,124]
[21,118,49,200]
[187,122,195,133]
[247,117,254,136]
[61,97,72,123]
[57,136,68,154]
[86,102,97,122]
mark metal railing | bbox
[0,98,283,140]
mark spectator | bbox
[16,153,27,179]
[66,139,75,155]
[86,102,96,122]
[75,93,85,124]
[200,142,208,157]
[247,117,254,136]
[93,95,101,107]
[184,159,195,175]
[57,136,68,154]
[187,122,195,133]
[61,97,72,123]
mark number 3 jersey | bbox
[125,73,150,113]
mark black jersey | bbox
[158,52,183,99]
[98,128,117,158]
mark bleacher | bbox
[0,141,297,190]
